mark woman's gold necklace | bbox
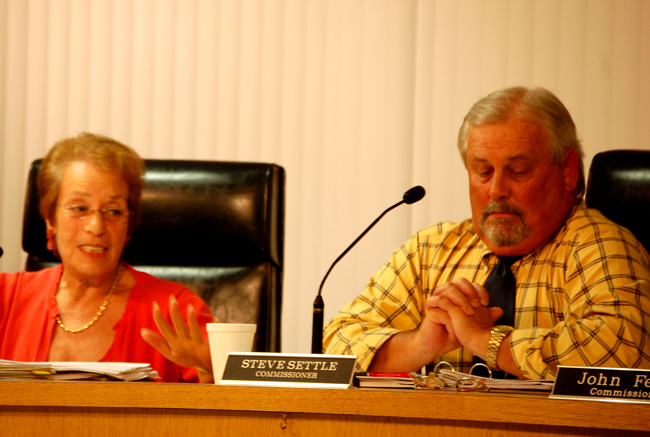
[55,264,122,334]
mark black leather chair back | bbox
[22,159,285,352]
[586,150,650,252]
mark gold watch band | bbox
[486,325,514,370]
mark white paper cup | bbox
[207,323,256,383]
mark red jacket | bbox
[0,264,214,382]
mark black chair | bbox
[586,150,650,252]
[22,159,285,352]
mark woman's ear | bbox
[45,220,57,253]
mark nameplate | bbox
[550,366,650,404]
[219,352,357,389]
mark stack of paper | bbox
[355,375,415,389]
[354,370,554,391]
[438,369,554,391]
[0,359,159,381]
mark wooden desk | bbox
[0,381,648,436]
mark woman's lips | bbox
[79,245,107,254]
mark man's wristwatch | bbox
[486,325,514,370]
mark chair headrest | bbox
[22,159,285,268]
[586,150,650,251]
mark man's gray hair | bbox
[457,86,585,199]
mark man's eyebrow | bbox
[471,154,532,164]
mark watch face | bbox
[495,325,514,333]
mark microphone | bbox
[311,186,426,354]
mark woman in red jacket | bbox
[0,133,215,383]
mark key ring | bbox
[412,361,456,390]
[456,376,489,392]
[469,362,492,379]
[412,361,490,392]
[454,363,491,392]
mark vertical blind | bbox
[1,0,649,353]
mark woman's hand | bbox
[141,295,215,383]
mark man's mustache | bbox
[481,201,525,220]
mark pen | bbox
[368,372,412,378]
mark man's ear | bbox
[563,149,580,193]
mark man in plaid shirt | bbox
[323,86,650,379]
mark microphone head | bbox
[403,186,425,204]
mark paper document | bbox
[0,359,159,381]
[354,370,554,391]
[355,375,414,389]
[438,369,553,391]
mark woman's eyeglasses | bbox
[57,203,131,224]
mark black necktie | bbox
[484,256,522,327]
[472,255,522,378]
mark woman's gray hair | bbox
[457,86,585,199]
[38,132,145,236]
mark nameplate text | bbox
[550,366,650,404]
[220,352,357,389]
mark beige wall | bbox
[1,0,649,354]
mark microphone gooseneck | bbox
[311,186,426,354]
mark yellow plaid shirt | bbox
[323,203,650,379]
